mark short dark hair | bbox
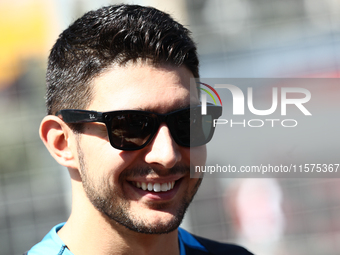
[46,4,199,115]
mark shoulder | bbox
[25,223,73,255]
[178,228,254,255]
[192,234,254,255]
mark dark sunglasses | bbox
[56,104,222,151]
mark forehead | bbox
[89,62,199,113]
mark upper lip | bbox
[126,174,184,183]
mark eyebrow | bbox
[133,103,194,114]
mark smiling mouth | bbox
[132,181,176,192]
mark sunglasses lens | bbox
[171,109,191,146]
[170,107,216,147]
[190,110,214,146]
[106,105,221,150]
[110,113,155,149]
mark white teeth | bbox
[161,183,168,191]
[154,183,161,192]
[141,182,147,190]
[133,181,176,192]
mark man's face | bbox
[75,62,206,234]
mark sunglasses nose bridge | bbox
[150,113,175,142]
[156,112,175,134]
[154,112,181,145]
[157,113,167,123]
[144,114,182,168]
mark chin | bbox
[119,204,186,234]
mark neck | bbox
[58,179,180,255]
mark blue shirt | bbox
[26,223,252,255]
[27,223,72,255]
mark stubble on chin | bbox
[77,144,202,234]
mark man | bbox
[26,4,253,255]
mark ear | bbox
[39,115,78,169]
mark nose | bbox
[144,123,182,168]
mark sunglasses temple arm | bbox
[56,110,104,123]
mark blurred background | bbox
[1,0,340,254]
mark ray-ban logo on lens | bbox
[198,83,312,128]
